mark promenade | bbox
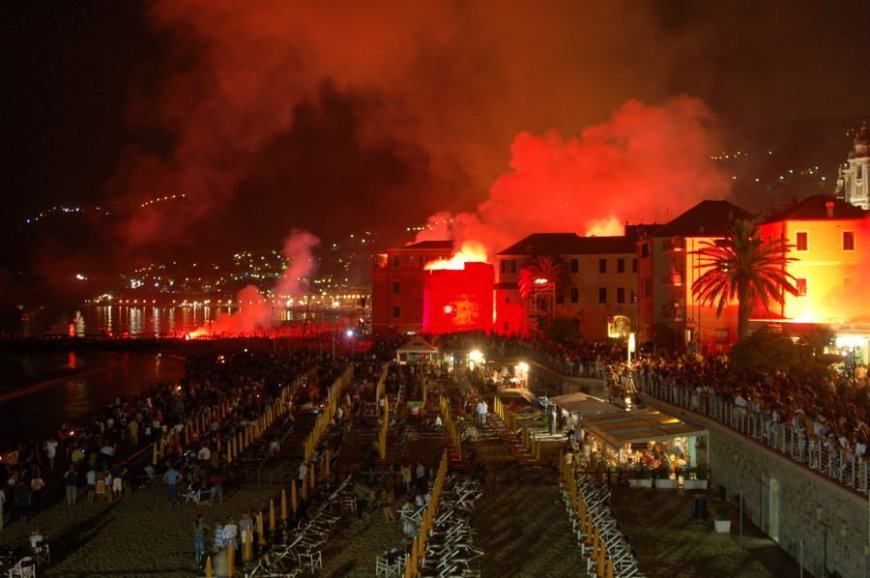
[0,338,817,577]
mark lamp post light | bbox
[517,361,530,389]
[468,349,484,371]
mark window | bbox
[570,287,579,303]
[796,278,807,296]
[598,259,607,274]
[392,255,400,267]
[617,258,625,273]
[500,260,506,274]
[632,258,637,273]
[641,243,649,258]
[499,259,517,274]
[617,288,625,303]
[392,281,400,294]
[392,305,401,318]
[630,290,637,303]
[644,278,652,298]
[598,288,607,303]
[796,232,808,251]
[843,231,855,251]
[570,258,578,273]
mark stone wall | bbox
[646,395,869,578]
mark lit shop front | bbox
[831,323,870,368]
[580,408,709,487]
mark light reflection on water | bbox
[25,305,330,338]
[0,349,186,448]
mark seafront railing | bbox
[633,372,870,497]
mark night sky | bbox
[1,1,868,304]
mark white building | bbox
[837,122,870,210]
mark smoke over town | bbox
[106,0,711,256]
[416,97,731,259]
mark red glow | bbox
[425,241,489,270]
[423,263,494,334]
[417,98,728,258]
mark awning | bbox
[551,393,623,416]
[396,337,440,362]
[582,408,706,448]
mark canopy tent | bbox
[551,392,623,417]
[581,408,706,449]
[395,337,440,364]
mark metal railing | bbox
[633,372,870,496]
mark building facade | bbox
[837,122,870,210]
[371,240,453,334]
[636,200,751,352]
[494,233,639,339]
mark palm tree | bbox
[692,219,799,341]
[518,255,568,330]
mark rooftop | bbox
[651,200,751,238]
[761,194,866,223]
[498,233,636,256]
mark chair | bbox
[5,556,36,578]
[339,495,357,514]
[32,543,50,566]
[376,553,403,577]
[297,548,322,573]
[182,485,199,505]
[195,489,212,506]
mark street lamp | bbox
[468,349,484,370]
[517,361,529,388]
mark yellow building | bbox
[494,232,641,339]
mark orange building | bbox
[371,240,453,334]
[758,194,868,333]
[636,200,751,352]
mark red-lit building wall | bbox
[371,242,453,334]
[423,263,494,334]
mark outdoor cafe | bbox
[577,407,709,488]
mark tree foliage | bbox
[729,328,803,373]
[692,219,799,340]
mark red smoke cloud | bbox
[110,1,455,247]
[107,1,705,254]
[199,229,320,335]
[416,97,730,258]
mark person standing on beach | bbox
[193,513,211,564]
[164,463,181,506]
[86,467,97,503]
[209,471,224,503]
[64,465,77,506]
[128,418,139,447]
[44,438,58,471]
[30,471,46,512]
[222,517,239,554]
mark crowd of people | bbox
[430,330,870,486]
[633,354,870,464]
[0,347,338,531]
